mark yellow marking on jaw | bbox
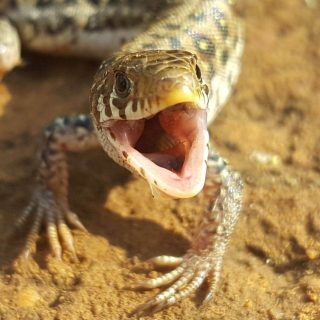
[161,85,205,109]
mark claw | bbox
[10,188,86,260]
[148,255,183,267]
[65,210,87,232]
[22,206,43,258]
[201,270,219,306]
[168,269,208,304]
[129,299,159,317]
[46,208,62,260]
[57,217,78,261]
[202,291,214,306]
[129,254,213,316]
[136,269,196,314]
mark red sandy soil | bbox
[0,0,320,319]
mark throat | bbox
[134,113,188,172]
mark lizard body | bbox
[0,0,244,314]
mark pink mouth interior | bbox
[108,103,208,197]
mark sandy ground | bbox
[0,0,320,319]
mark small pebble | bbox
[16,287,41,308]
[250,150,281,167]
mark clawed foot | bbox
[12,187,86,261]
[129,252,217,316]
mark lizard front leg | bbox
[13,114,100,260]
[130,148,244,316]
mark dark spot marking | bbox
[221,25,229,39]
[169,37,181,49]
[122,151,128,159]
[209,153,220,162]
[165,23,180,30]
[140,99,145,111]
[103,96,113,117]
[154,180,158,185]
[221,50,229,65]
[215,19,229,40]
[112,98,127,110]
[9,0,18,8]
[62,117,71,126]
[189,12,206,22]
[146,98,152,112]
[132,100,138,112]
[140,168,145,177]
[88,0,100,5]
[119,110,127,119]
[142,43,156,50]
[46,121,60,133]
[45,15,75,35]
[151,33,165,39]
[74,115,92,129]
[36,0,53,7]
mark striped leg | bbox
[130,149,244,316]
[13,114,100,260]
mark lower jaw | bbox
[98,105,209,198]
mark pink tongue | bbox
[110,119,144,146]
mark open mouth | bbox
[102,103,208,198]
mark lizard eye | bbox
[195,64,202,80]
[115,72,131,98]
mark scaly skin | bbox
[1,0,244,315]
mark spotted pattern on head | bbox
[90,50,208,124]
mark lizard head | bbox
[90,50,209,198]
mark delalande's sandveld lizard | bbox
[0,0,243,314]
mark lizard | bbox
[0,0,244,315]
